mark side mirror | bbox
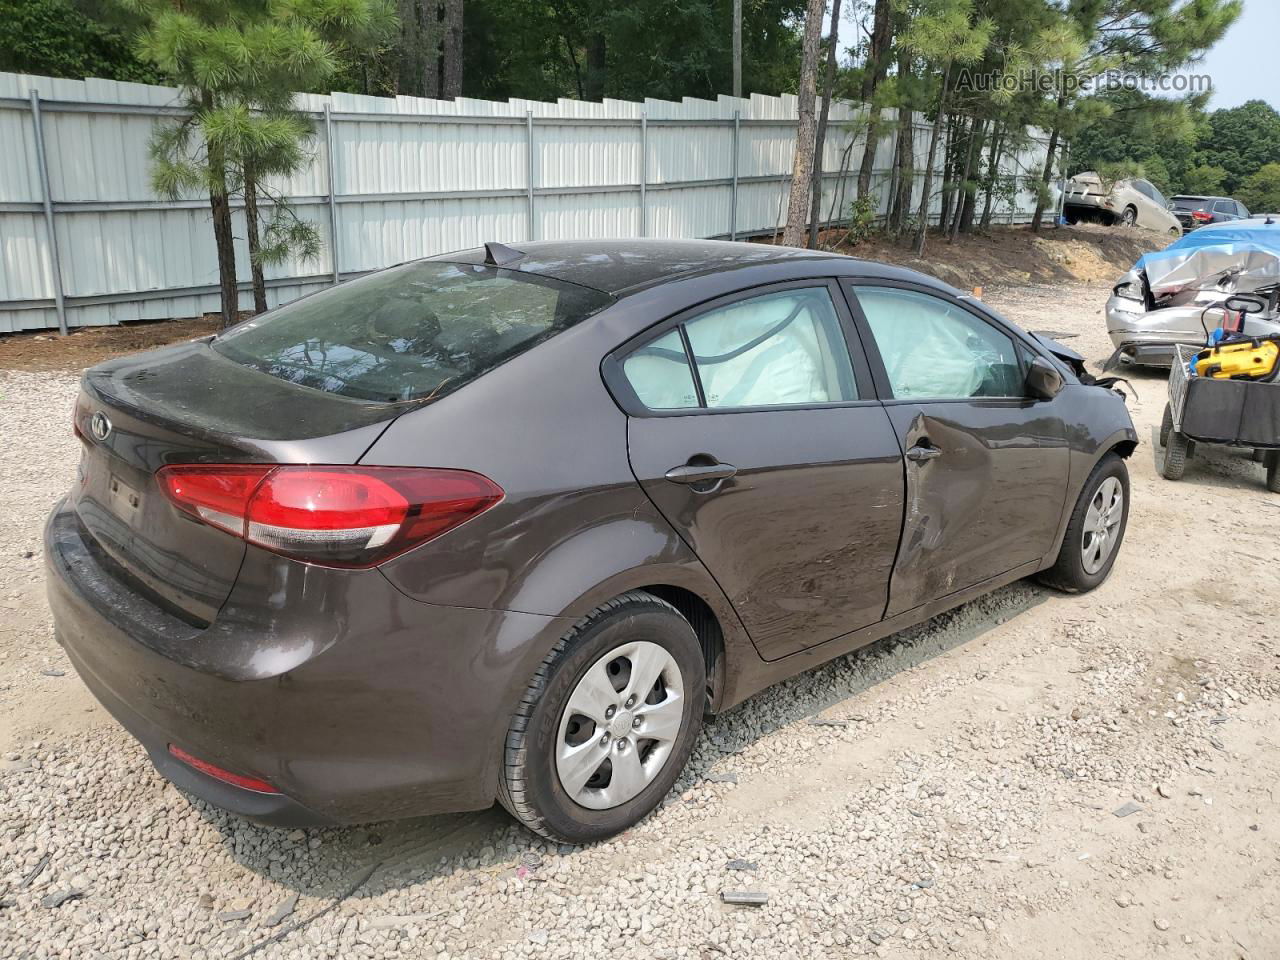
[1026,356,1064,400]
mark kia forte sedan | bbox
[47,239,1136,843]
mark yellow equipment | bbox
[1193,337,1280,381]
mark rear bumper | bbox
[45,499,568,825]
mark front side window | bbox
[213,262,612,403]
[853,287,1024,400]
[1149,184,1169,207]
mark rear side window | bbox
[618,287,857,411]
[212,262,612,402]
[620,329,699,409]
[1214,200,1234,213]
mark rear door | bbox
[608,280,905,661]
[842,282,1069,617]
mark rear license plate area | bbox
[108,475,142,522]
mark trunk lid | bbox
[72,340,402,624]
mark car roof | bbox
[437,238,931,297]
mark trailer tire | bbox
[1162,430,1189,480]
[1159,403,1173,447]
[1266,452,1280,494]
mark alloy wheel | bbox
[555,641,685,810]
[1081,476,1124,574]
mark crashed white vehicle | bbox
[1107,218,1280,366]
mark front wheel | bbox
[1037,453,1130,593]
[498,592,705,844]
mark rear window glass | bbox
[212,262,612,402]
[1173,198,1210,211]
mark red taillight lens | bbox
[159,465,274,535]
[1192,211,1213,222]
[157,465,503,567]
[167,744,280,795]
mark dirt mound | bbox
[831,222,1165,291]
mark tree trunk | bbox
[888,103,914,236]
[782,0,825,247]
[1031,87,1067,232]
[584,32,606,100]
[957,117,985,235]
[950,116,982,241]
[854,0,894,200]
[422,0,441,98]
[913,63,951,257]
[442,0,464,97]
[939,114,960,235]
[243,170,268,315]
[979,123,1004,230]
[808,0,842,249]
[203,94,238,327]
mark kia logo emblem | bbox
[90,412,112,442]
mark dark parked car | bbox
[47,240,1137,843]
[1171,195,1250,232]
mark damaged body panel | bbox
[1107,219,1280,365]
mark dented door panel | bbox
[882,401,1069,617]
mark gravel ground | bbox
[3,282,1280,960]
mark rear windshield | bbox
[212,262,612,402]
[1172,198,1212,211]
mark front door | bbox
[843,283,1070,617]
[610,281,905,660]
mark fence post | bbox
[730,110,740,240]
[29,90,67,335]
[323,104,340,285]
[639,113,648,238]
[526,110,536,241]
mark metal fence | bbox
[0,71,1058,334]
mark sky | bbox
[1190,0,1279,110]
[826,0,1277,112]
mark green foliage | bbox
[1181,164,1227,196]
[460,0,806,103]
[1238,164,1280,216]
[0,0,159,82]
[844,195,878,245]
[1204,101,1280,194]
[1070,91,1280,201]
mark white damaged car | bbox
[1107,218,1280,366]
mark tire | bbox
[1159,403,1173,447]
[1169,227,1181,238]
[1267,451,1280,494]
[1037,453,1130,593]
[1162,430,1189,480]
[497,591,705,844]
[1120,205,1137,227]
[1251,448,1266,463]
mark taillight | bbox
[157,465,503,567]
[1192,211,1213,222]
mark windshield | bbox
[212,262,612,402]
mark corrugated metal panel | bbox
[0,71,1065,333]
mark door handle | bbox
[664,461,738,484]
[905,443,942,463]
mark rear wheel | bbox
[1038,454,1129,593]
[498,592,705,843]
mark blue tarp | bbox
[1134,218,1280,296]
